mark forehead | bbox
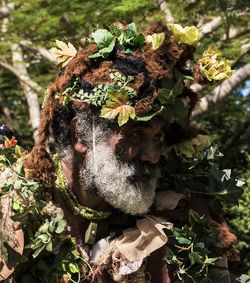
[118,119,166,134]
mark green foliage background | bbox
[0,0,249,277]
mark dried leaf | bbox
[146,32,165,49]
[50,40,77,68]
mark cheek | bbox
[107,133,123,150]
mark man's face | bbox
[79,119,165,215]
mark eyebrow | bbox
[122,123,152,133]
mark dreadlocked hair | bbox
[24,88,57,187]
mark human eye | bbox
[126,130,143,143]
[154,131,165,145]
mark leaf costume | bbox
[0,22,243,283]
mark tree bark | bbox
[157,0,174,23]
[0,2,15,19]
[11,43,41,138]
[37,47,56,62]
[199,16,222,40]
[192,62,250,118]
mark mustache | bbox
[125,160,159,183]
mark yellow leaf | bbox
[146,32,165,49]
[50,40,77,68]
[100,93,136,126]
[168,24,199,46]
[198,47,233,81]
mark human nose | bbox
[139,141,161,164]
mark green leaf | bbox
[89,38,116,59]
[68,262,80,273]
[55,219,66,234]
[127,23,137,32]
[45,241,52,252]
[189,252,204,265]
[32,244,46,258]
[204,256,220,265]
[135,107,163,122]
[172,228,192,244]
[172,78,183,97]
[37,234,51,244]
[160,99,188,126]
[90,29,116,59]
[91,29,112,48]
[189,210,204,226]
[132,33,145,47]
[158,88,175,105]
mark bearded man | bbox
[0,22,239,283]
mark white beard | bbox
[80,143,159,215]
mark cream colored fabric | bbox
[154,190,185,211]
[115,215,173,262]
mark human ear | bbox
[70,117,88,154]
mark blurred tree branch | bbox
[0,2,15,19]
[157,0,174,23]
[11,43,41,138]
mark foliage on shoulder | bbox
[0,143,86,282]
[166,210,223,283]
[161,143,244,206]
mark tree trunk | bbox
[157,0,174,23]
[11,43,41,138]
[199,16,222,39]
[0,2,15,19]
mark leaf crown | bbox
[48,22,233,127]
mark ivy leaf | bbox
[172,227,192,244]
[136,107,164,122]
[189,210,204,226]
[50,40,77,68]
[100,93,136,126]
[189,252,204,265]
[112,23,145,50]
[173,78,183,97]
[132,33,145,48]
[160,99,188,126]
[158,88,175,105]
